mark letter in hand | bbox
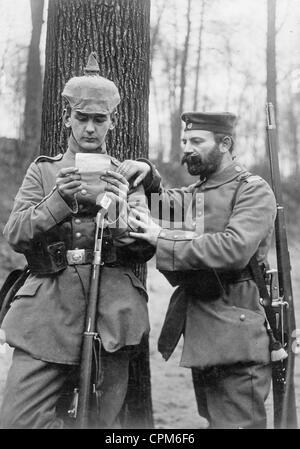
[128,206,161,247]
[56,167,82,206]
[116,160,150,187]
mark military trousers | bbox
[192,362,272,429]
[0,347,131,429]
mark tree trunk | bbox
[150,0,167,76]
[23,0,44,166]
[267,0,277,109]
[170,0,192,163]
[178,0,192,116]
[287,84,299,174]
[266,0,278,160]
[193,0,205,110]
[41,0,153,429]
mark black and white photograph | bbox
[0,0,299,434]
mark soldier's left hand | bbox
[128,206,161,247]
[101,170,129,206]
[116,160,151,186]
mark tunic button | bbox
[81,189,87,195]
[74,218,81,224]
[198,212,202,216]
[192,221,196,227]
[160,232,166,238]
[79,204,84,210]
[240,314,246,321]
[75,232,82,238]
[174,235,178,239]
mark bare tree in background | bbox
[282,80,299,175]
[23,0,44,166]
[150,0,167,74]
[193,0,206,110]
[267,0,277,111]
[169,0,192,164]
[150,0,167,162]
[41,0,152,429]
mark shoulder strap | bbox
[34,154,63,164]
[231,171,252,210]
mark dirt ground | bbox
[0,246,300,429]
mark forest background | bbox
[0,0,300,428]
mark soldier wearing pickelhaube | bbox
[0,53,153,428]
[119,111,277,429]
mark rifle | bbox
[70,194,111,428]
[265,102,298,429]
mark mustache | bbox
[181,153,202,166]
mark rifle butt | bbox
[76,334,95,428]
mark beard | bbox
[181,144,223,178]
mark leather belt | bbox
[25,240,120,275]
[66,249,121,266]
[180,267,254,300]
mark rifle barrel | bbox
[265,102,297,429]
[76,211,105,428]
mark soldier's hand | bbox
[56,167,82,203]
[128,206,161,247]
[101,170,129,206]
[116,160,150,187]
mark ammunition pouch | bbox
[25,242,67,275]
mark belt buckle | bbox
[67,249,86,265]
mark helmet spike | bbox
[84,52,100,76]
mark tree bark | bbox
[23,0,44,166]
[41,0,153,429]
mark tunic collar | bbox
[195,161,247,190]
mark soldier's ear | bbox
[63,107,72,129]
[64,114,71,129]
[109,111,118,130]
[220,136,231,154]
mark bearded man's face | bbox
[181,130,223,178]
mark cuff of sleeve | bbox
[43,188,77,223]
[156,231,176,271]
[137,158,161,193]
[156,229,197,271]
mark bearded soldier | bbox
[119,112,277,429]
[0,53,153,429]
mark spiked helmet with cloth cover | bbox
[62,52,121,114]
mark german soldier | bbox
[120,112,277,429]
[0,53,153,429]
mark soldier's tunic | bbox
[0,148,152,428]
[143,159,277,428]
